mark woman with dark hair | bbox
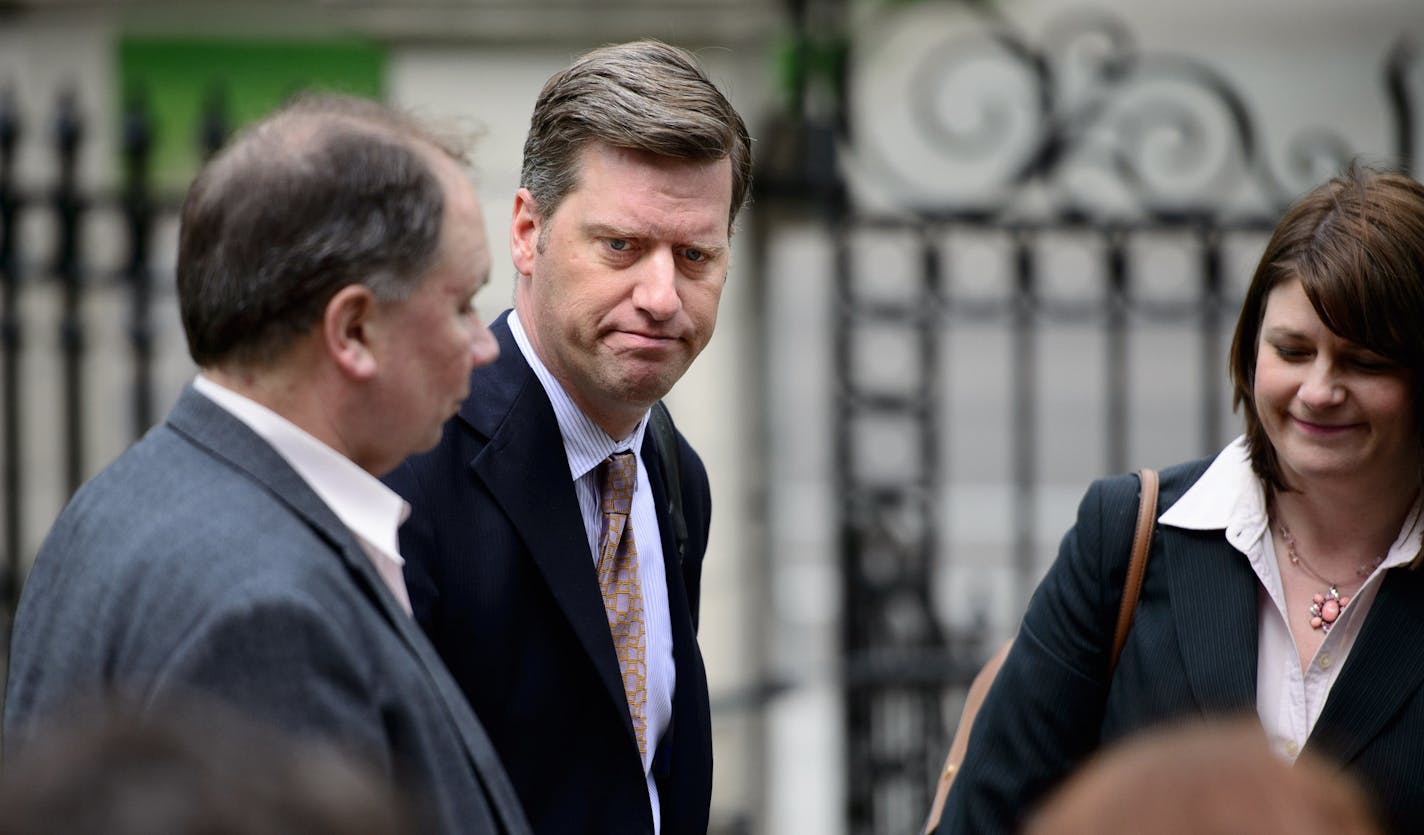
[937,166,1424,834]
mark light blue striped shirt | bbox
[509,310,674,832]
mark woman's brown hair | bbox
[1229,164,1424,491]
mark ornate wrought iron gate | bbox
[754,4,1420,832]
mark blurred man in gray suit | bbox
[3,94,531,835]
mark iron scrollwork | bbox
[848,5,1419,219]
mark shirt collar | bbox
[508,309,649,482]
[192,374,411,562]
[1159,434,1424,571]
[1159,436,1268,553]
[1388,502,1424,571]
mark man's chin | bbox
[614,378,677,409]
[611,360,689,399]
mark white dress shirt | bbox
[509,310,675,833]
[192,375,413,615]
[1158,435,1422,761]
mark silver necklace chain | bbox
[1278,520,1380,589]
[1277,518,1383,633]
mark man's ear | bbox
[511,188,542,278]
[323,284,379,381]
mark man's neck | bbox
[201,363,357,466]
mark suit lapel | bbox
[168,386,530,833]
[1164,516,1424,762]
[464,318,635,739]
[1162,528,1259,711]
[1307,566,1424,764]
[1155,464,1424,771]
[167,387,373,570]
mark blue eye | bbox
[684,248,705,262]
[606,239,630,252]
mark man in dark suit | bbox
[384,40,752,835]
[3,94,532,835]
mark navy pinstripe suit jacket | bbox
[384,312,714,835]
[939,457,1424,834]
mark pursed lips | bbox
[608,329,680,349]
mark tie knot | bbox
[599,452,636,515]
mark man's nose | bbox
[631,249,681,321]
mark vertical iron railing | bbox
[834,219,951,835]
[0,89,20,626]
[53,91,85,498]
[122,93,156,437]
[1198,227,1227,452]
[1009,230,1038,607]
[1102,230,1129,476]
[0,87,233,681]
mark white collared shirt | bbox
[509,310,674,832]
[1159,435,1422,760]
[192,375,413,616]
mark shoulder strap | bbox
[1110,468,1158,670]
[923,638,1011,833]
[921,467,1160,835]
[648,401,688,563]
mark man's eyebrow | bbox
[582,221,728,252]
[581,221,641,240]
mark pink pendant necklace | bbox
[1277,520,1381,634]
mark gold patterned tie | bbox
[596,451,647,755]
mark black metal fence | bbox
[755,5,1420,833]
[0,90,228,666]
[826,216,1275,835]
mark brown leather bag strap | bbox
[922,467,1161,835]
[922,638,1011,833]
[1111,468,1158,671]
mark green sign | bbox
[119,37,386,187]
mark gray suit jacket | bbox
[3,387,532,835]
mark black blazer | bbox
[385,312,714,835]
[939,457,1424,835]
[4,387,531,835]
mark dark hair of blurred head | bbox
[1023,717,1384,835]
[0,697,416,835]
